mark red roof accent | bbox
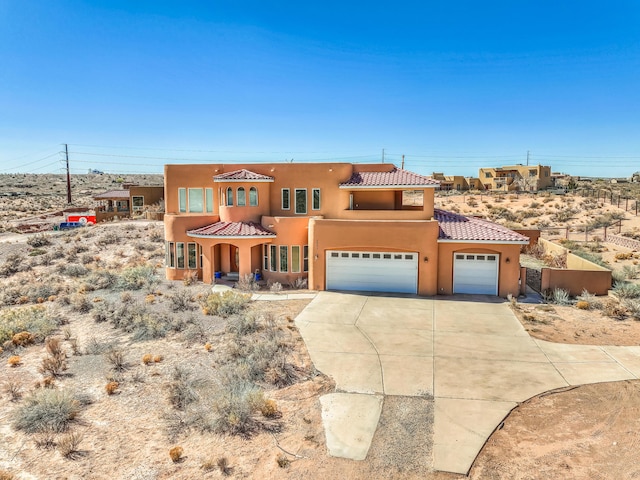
[340,168,440,187]
[187,221,275,238]
[93,190,130,199]
[213,169,274,181]
[435,209,529,243]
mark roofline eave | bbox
[187,233,276,239]
[437,239,530,245]
[339,184,439,189]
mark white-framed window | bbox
[237,187,246,206]
[281,188,290,210]
[280,245,288,272]
[219,188,224,206]
[226,187,233,206]
[291,245,300,273]
[132,196,144,212]
[188,188,203,213]
[312,188,320,210]
[205,188,213,213]
[199,244,203,269]
[270,245,277,271]
[176,242,185,269]
[263,244,269,270]
[178,188,186,213]
[303,245,309,272]
[167,242,175,268]
[187,243,197,269]
[295,188,307,214]
[249,187,258,206]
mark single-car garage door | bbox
[326,250,418,294]
[453,253,499,295]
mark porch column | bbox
[239,245,253,277]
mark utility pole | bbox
[526,150,530,166]
[65,143,72,204]
[382,148,385,163]
[401,154,405,169]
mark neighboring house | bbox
[93,185,164,222]
[466,177,485,190]
[431,173,469,191]
[479,164,552,191]
[164,163,529,297]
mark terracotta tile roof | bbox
[340,168,440,188]
[213,169,274,182]
[187,221,275,238]
[93,190,130,199]
[435,209,529,243]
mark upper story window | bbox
[295,189,307,214]
[226,187,233,206]
[178,188,187,213]
[485,172,492,178]
[132,196,144,212]
[188,188,203,213]
[282,188,290,210]
[402,190,424,206]
[249,187,258,206]
[237,187,246,206]
[205,188,213,213]
[312,188,321,210]
[529,169,537,177]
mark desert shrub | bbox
[153,355,163,363]
[39,337,68,377]
[27,234,52,248]
[576,289,601,309]
[290,277,308,289]
[201,291,251,317]
[0,306,60,345]
[105,348,128,372]
[544,288,570,305]
[86,269,118,290]
[235,274,260,292]
[169,446,184,463]
[142,354,153,365]
[168,366,201,410]
[116,265,157,290]
[182,270,198,286]
[269,282,283,294]
[260,398,279,418]
[615,252,634,260]
[216,457,233,476]
[602,298,628,319]
[576,300,590,310]
[168,289,196,312]
[149,229,164,242]
[613,282,640,299]
[551,208,577,223]
[0,470,15,480]
[226,312,261,336]
[7,356,21,367]
[70,294,92,313]
[85,337,116,355]
[13,389,81,433]
[0,253,31,278]
[92,300,112,323]
[28,248,47,257]
[487,206,518,222]
[3,379,22,401]
[12,331,34,346]
[58,431,83,458]
[96,232,118,246]
[276,454,290,468]
[623,265,640,280]
[63,263,88,277]
[105,381,119,395]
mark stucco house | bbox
[164,163,529,297]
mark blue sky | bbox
[1,1,639,177]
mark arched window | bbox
[237,187,246,206]
[226,187,233,206]
[249,187,258,206]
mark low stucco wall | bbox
[536,238,612,295]
[514,229,539,247]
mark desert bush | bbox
[168,289,196,312]
[7,355,21,367]
[551,208,577,223]
[612,282,640,299]
[105,349,128,372]
[58,431,83,458]
[182,270,198,286]
[27,234,52,248]
[487,206,518,222]
[269,282,283,294]
[216,457,233,476]
[169,446,184,463]
[290,277,308,290]
[86,269,118,290]
[116,265,157,290]
[142,354,153,365]
[602,298,629,319]
[576,289,601,309]
[276,454,290,468]
[235,274,260,292]
[12,331,34,346]
[13,389,81,433]
[226,311,261,336]
[63,263,88,277]
[96,232,118,246]
[201,291,251,317]
[105,381,119,395]
[149,229,164,242]
[0,306,60,345]
[576,300,590,310]
[85,337,116,355]
[168,366,201,410]
[622,265,640,280]
[615,252,634,260]
[3,379,22,401]
[544,288,571,305]
[70,294,92,313]
[39,337,68,377]
[0,253,31,278]
[0,470,15,480]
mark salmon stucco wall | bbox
[437,243,523,297]
[308,218,440,295]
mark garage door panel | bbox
[326,251,418,294]
[453,254,499,295]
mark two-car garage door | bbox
[326,250,418,294]
[453,253,499,295]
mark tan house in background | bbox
[163,162,529,297]
[431,173,469,191]
[93,184,164,222]
[479,164,552,191]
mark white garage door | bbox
[453,253,499,295]
[326,251,418,294]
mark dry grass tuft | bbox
[142,354,153,365]
[153,355,163,363]
[276,453,290,468]
[0,469,16,480]
[105,381,119,395]
[12,331,34,346]
[169,446,184,463]
[58,431,83,459]
[204,342,212,352]
[576,300,590,310]
[7,355,21,367]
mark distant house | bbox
[431,173,469,191]
[93,185,164,222]
[479,164,552,191]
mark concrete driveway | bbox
[295,291,640,475]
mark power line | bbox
[0,152,62,172]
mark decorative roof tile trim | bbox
[339,168,440,188]
[213,169,274,182]
[93,190,131,199]
[187,221,276,239]
[435,209,530,244]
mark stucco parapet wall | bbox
[338,209,433,221]
[539,238,610,272]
